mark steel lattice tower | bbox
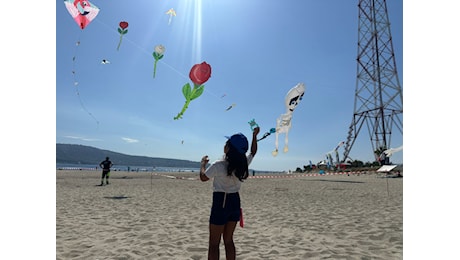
[342,0,403,164]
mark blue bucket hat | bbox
[225,133,249,154]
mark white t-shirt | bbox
[204,154,254,193]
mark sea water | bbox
[56,163,199,173]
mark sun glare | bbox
[177,0,203,63]
[192,0,203,62]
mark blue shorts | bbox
[209,192,241,225]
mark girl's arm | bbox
[199,155,210,182]
[250,127,260,156]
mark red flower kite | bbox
[174,62,212,120]
[117,21,129,51]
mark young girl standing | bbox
[199,127,260,260]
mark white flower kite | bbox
[152,45,165,78]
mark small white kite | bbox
[383,145,403,157]
[272,82,306,156]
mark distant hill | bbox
[56,143,200,168]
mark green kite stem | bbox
[153,60,158,78]
[117,35,123,51]
[174,99,191,120]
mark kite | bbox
[248,119,275,141]
[64,0,100,29]
[64,0,100,126]
[226,103,236,111]
[378,145,403,163]
[166,8,176,25]
[152,45,165,78]
[383,145,403,157]
[272,82,306,156]
[101,59,110,64]
[258,128,276,142]
[174,62,212,120]
[248,119,259,130]
[221,94,227,98]
[117,21,129,51]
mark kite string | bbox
[94,19,188,81]
[93,18,221,99]
[71,30,100,127]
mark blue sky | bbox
[55,0,403,171]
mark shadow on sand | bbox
[104,196,129,200]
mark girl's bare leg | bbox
[208,224,224,260]
[223,221,237,260]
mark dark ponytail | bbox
[226,141,249,181]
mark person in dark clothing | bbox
[99,157,113,185]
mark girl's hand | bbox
[201,155,209,165]
[199,156,210,181]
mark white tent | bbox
[377,165,398,172]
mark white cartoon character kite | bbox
[272,82,306,156]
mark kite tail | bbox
[75,88,100,127]
[174,100,191,120]
[71,31,99,127]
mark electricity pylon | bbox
[342,0,403,164]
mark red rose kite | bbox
[174,62,212,120]
[117,21,129,51]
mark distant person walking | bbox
[99,157,113,186]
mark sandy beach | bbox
[56,170,402,259]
